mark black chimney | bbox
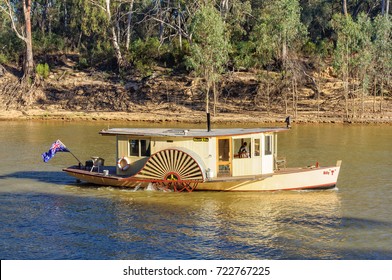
[207,112,211,132]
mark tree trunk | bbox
[373,77,377,113]
[292,76,298,119]
[382,0,386,15]
[213,81,217,116]
[177,2,182,50]
[380,80,384,113]
[126,0,134,50]
[342,0,348,16]
[206,86,210,114]
[23,0,34,79]
[282,36,287,66]
[63,0,68,29]
[105,0,125,68]
[266,78,270,115]
[344,41,349,119]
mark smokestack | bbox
[207,112,211,132]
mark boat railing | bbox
[274,156,286,170]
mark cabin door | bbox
[217,137,232,177]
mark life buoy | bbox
[117,157,130,171]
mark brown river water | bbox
[0,121,391,259]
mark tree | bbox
[250,0,307,115]
[125,0,135,50]
[89,0,126,68]
[186,3,229,115]
[250,0,306,66]
[332,14,357,119]
[372,14,392,113]
[1,0,35,79]
[354,13,373,118]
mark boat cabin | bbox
[100,128,287,179]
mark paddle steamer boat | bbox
[63,126,342,192]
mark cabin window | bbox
[254,139,261,156]
[233,138,251,158]
[129,139,151,157]
[264,135,272,155]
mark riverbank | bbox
[1,57,391,125]
[1,107,391,125]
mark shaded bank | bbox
[1,62,391,124]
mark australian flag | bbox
[41,140,69,162]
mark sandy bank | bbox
[1,108,391,125]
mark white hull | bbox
[197,165,340,191]
[63,162,341,192]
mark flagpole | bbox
[57,140,83,166]
[68,150,83,166]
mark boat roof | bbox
[99,127,288,138]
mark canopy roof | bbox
[100,127,288,138]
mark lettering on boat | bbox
[323,169,336,175]
[193,137,209,142]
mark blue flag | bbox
[41,140,69,162]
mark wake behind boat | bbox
[62,127,342,192]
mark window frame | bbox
[264,135,272,155]
[254,138,261,157]
[129,139,151,157]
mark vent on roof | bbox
[164,129,189,135]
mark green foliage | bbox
[75,0,108,37]
[161,39,191,70]
[1,0,391,89]
[331,14,357,75]
[33,33,67,54]
[373,15,392,82]
[331,13,374,79]
[250,0,307,68]
[223,0,252,42]
[78,40,114,69]
[77,57,89,69]
[36,63,50,79]
[0,53,7,65]
[302,41,317,56]
[0,23,24,64]
[232,41,256,69]
[185,3,230,113]
[186,4,230,80]
[127,37,162,76]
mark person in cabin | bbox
[239,142,249,158]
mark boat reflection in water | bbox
[108,189,341,259]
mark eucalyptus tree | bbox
[252,0,307,65]
[88,0,126,68]
[186,2,229,115]
[250,0,307,116]
[353,13,373,118]
[1,0,35,80]
[331,13,377,119]
[331,14,357,119]
[372,14,392,113]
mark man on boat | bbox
[239,142,249,158]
